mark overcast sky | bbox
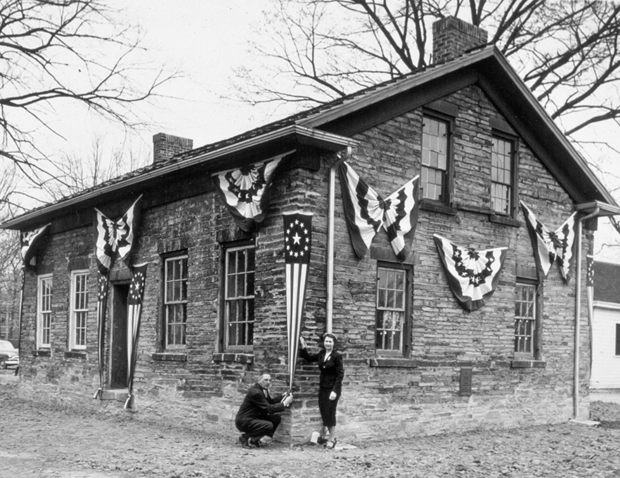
[37,1,620,261]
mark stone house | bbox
[4,17,620,443]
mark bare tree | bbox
[236,0,620,138]
[0,0,173,188]
[40,135,150,202]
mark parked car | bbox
[0,340,19,369]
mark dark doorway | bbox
[110,283,129,389]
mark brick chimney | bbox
[432,16,488,64]
[153,133,193,164]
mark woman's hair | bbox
[322,333,337,348]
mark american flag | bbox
[215,151,293,232]
[20,223,51,268]
[339,161,420,262]
[284,212,312,391]
[95,195,143,275]
[433,234,508,312]
[125,263,147,409]
[94,271,109,399]
[520,201,577,282]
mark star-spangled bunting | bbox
[125,263,148,409]
[433,234,508,312]
[520,201,578,283]
[94,272,109,399]
[95,195,142,275]
[20,223,51,269]
[339,161,420,262]
[214,151,294,232]
[284,212,312,391]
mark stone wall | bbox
[16,82,593,443]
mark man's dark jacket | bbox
[235,383,286,425]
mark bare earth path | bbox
[2,370,620,478]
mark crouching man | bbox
[235,371,294,448]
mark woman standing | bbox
[299,333,345,449]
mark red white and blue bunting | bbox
[20,223,51,269]
[433,234,508,312]
[125,262,148,409]
[214,151,294,232]
[339,161,420,262]
[520,201,577,282]
[284,212,312,392]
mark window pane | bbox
[515,283,536,354]
[165,256,188,346]
[225,246,255,348]
[376,267,407,352]
[491,136,513,214]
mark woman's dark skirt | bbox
[318,387,339,427]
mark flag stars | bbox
[292,233,301,244]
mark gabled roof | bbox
[3,45,617,231]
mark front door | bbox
[109,283,129,389]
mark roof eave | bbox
[1,125,357,231]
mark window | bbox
[514,280,539,356]
[223,244,255,350]
[37,274,53,349]
[164,255,188,348]
[491,135,516,215]
[422,114,451,204]
[376,263,412,356]
[69,270,89,350]
[615,324,620,356]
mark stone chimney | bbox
[432,16,488,64]
[153,133,193,164]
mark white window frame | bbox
[69,270,89,350]
[37,274,53,349]
[224,244,255,351]
[514,280,538,357]
[164,254,188,348]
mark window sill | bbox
[489,214,520,227]
[212,353,254,364]
[511,360,546,369]
[152,352,188,362]
[368,358,419,368]
[420,200,457,215]
[33,349,51,357]
[65,350,87,359]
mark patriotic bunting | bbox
[433,234,508,312]
[95,195,143,275]
[93,194,143,398]
[93,272,109,399]
[284,212,312,391]
[125,263,148,409]
[20,223,51,268]
[215,151,293,232]
[520,201,578,282]
[339,162,420,261]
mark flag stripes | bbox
[283,212,312,391]
[126,263,147,409]
[20,223,51,268]
[434,234,508,312]
[339,161,420,262]
[520,201,577,282]
[215,151,293,232]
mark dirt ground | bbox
[3,369,620,478]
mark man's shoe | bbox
[249,437,262,447]
[239,434,251,449]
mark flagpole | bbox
[327,148,351,333]
[15,268,25,376]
